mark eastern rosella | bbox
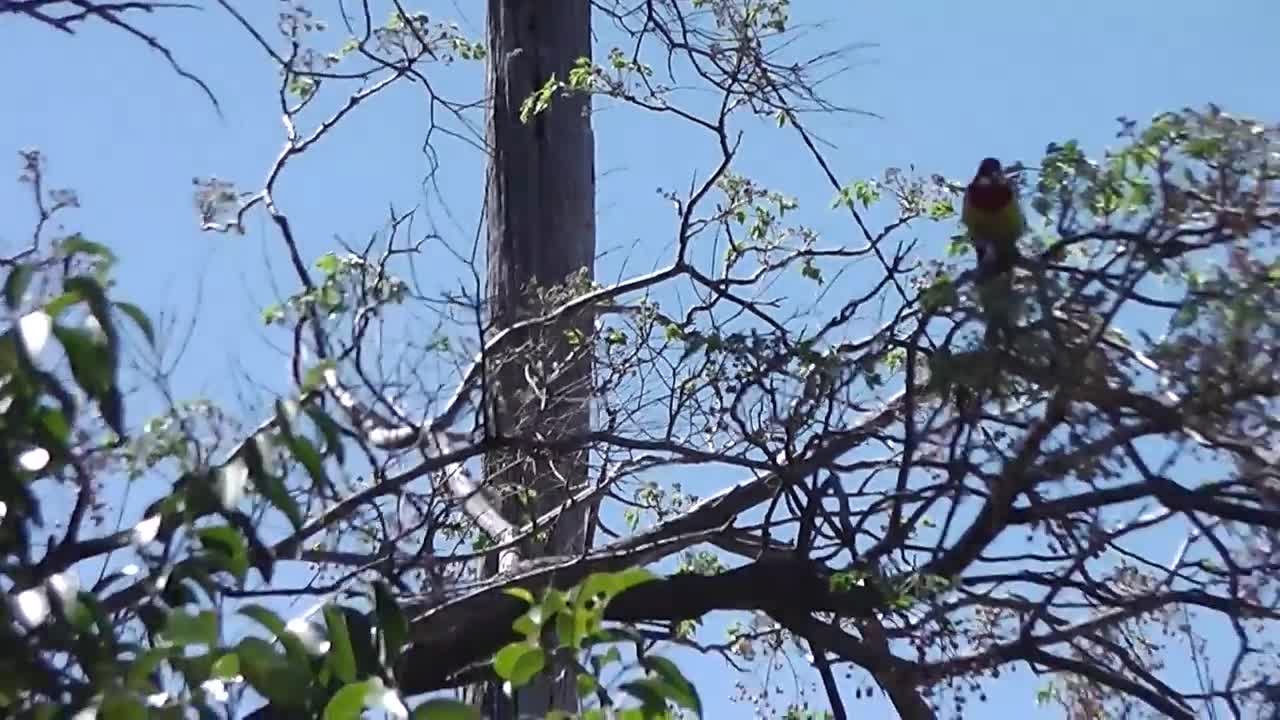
[961,157,1025,345]
[961,157,1024,279]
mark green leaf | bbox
[323,680,371,720]
[800,258,824,285]
[236,636,311,709]
[240,604,287,637]
[100,689,147,720]
[35,404,71,445]
[643,655,702,715]
[374,581,409,666]
[44,289,84,318]
[620,678,670,714]
[162,608,219,647]
[412,699,481,720]
[492,643,545,688]
[512,609,542,640]
[52,324,112,392]
[306,405,347,463]
[315,252,342,275]
[125,647,172,691]
[302,359,337,392]
[4,263,34,310]
[504,587,535,605]
[540,589,569,623]
[576,673,598,698]
[240,435,303,530]
[197,525,250,582]
[564,568,657,648]
[211,651,241,679]
[1170,302,1199,330]
[323,604,358,684]
[65,275,117,344]
[240,604,311,665]
[60,234,118,267]
[276,400,331,501]
[113,301,156,347]
[341,608,380,678]
[52,310,126,435]
[920,276,958,314]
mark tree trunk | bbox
[470,1,596,717]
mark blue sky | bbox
[3,0,1279,717]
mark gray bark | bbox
[469,1,596,717]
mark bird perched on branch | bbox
[962,157,1024,278]
[961,157,1026,345]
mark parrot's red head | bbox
[966,157,1013,210]
[973,157,1005,185]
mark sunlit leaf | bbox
[412,699,481,720]
[323,680,371,720]
[492,643,545,688]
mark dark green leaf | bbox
[576,673,598,698]
[240,605,289,637]
[620,678,669,714]
[60,234,118,266]
[197,525,250,582]
[374,581,408,667]
[99,385,126,437]
[240,605,311,666]
[126,648,171,691]
[1170,302,1199,330]
[162,608,219,647]
[642,655,701,715]
[242,434,304,530]
[51,322,125,435]
[323,605,357,684]
[113,301,156,347]
[236,636,311,709]
[277,404,331,496]
[170,649,216,687]
[4,264,34,310]
[65,275,118,347]
[52,324,112,395]
[305,405,346,463]
[99,689,147,720]
[340,607,379,678]
[35,405,72,445]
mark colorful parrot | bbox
[961,157,1025,279]
[961,157,1026,345]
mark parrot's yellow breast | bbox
[961,196,1026,245]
